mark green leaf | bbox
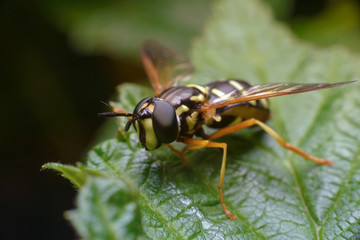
[43,162,87,188]
[66,177,145,240]
[43,163,145,239]
[46,0,360,239]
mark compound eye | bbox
[152,100,179,144]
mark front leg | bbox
[180,138,236,220]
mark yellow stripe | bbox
[211,88,225,97]
[142,118,158,151]
[249,100,257,106]
[187,84,208,94]
[176,105,189,116]
[186,112,198,130]
[229,80,244,91]
[190,94,205,102]
[213,115,221,122]
[260,99,269,109]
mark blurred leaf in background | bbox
[37,0,360,60]
[289,0,360,52]
[37,0,212,59]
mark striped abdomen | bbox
[205,79,270,128]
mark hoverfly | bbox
[99,41,354,220]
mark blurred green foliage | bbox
[37,0,212,59]
[290,0,360,52]
[37,0,360,60]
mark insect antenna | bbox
[97,112,140,131]
[97,112,134,117]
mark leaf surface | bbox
[44,0,360,239]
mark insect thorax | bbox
[158,85,208,137]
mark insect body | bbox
[117,79,270,153]
[156,79,270,139]
[99,41,354,220]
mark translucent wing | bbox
[140,41,194,96]
[200,81,355,112]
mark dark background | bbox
[1,0,359,239]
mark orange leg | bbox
[181,138,236,220]
[208,118,332,165]
[167,144,188,165]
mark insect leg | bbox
[167,144,188,165]
[208,118,332,165]
[181,138,236,220]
